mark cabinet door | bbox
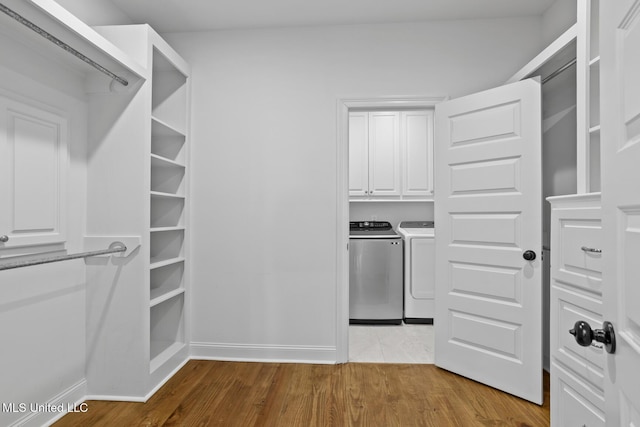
[0,96,68,249]
[368,111,400,197]
[348,112,369,196]
[402,110,433,198]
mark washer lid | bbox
[399,221,434,228]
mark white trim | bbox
[9,380,87,427]
[335,95,447,363]
[190,343,337,364]
[505,24,577,84]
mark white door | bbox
[600,1,640,424]
[434,78,543,404]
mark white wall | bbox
[164,18,544,361]
[52,0,133,26]
[0,37,89,426]
[542,0,577,45]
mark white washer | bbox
[397,221,435,323]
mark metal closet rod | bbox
[542,57,576,84]
[0,244,127,271]
[0,2,128,87]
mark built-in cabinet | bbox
[87,24,190,399]
[349,110,433,201]
[548,193,604,426]
[545,1,603,425]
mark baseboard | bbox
[8,380,87,427]
[190,342,337,364]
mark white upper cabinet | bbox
[349,110,433,201]
[0,96,68,249]
[348,112,369,196]
[402,110,434,198]
[368,111,401,197]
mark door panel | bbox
[0,96,68,248]
[601,0,640,424]
[435,78,542,404]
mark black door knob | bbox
[569,320,617,354]
[523,250,536,261]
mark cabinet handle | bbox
[0,235,8,243]
[581,246,602,253]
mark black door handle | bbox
[569,320,616,354]
[523,250,536,261]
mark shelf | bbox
[151,159,185,195]
[150,293,184,372]
[0,0,144,91]
[151,153,185,169]
[150,287,185,308]
[150,228,184,265]
[150,191,185,200]
[150,341,185,374]
[152,48,188,134]
[506,24,577,84]
[151,260,184,302]
[151,118,186,164]
[589,125,601,134]
[150,256,186,270]
[589,56,601,67]
[151,197,184,228]
[151,226,185,233]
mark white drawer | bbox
[551,284,604,390]
[551,361,605,427]
[550,196,603,297]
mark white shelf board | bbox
[151,226,185,233]
[150,341,185,373]
[150,287,185,308]
[151,153,186,169]
[151,115,186,137]
[150,256,185,270]
[150,191,185,200]
[0,0,144,86]
[506,24,577,84]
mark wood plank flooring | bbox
[55,360,550,426]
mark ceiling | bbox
[109,0,557,33]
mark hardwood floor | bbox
[55,360,550,426]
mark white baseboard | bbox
[8,380,87,427]
[190,342,337,364]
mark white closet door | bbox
[0,96,68,248]
[348,112,369,196]
[600,1,640,424]
[434,78,543,404]
[368,111,400,197]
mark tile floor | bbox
[348,324,434,364]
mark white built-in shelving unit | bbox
[89,24,190,399]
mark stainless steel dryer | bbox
[349,221,403,324]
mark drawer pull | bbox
[581,246,602,254]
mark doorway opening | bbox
[335,96,446,364]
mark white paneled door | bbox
[600,1,640,424]
[434,79,543,404]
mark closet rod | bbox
[0,243,127,271]
[542,58,576,84]
[0,2,129,86]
